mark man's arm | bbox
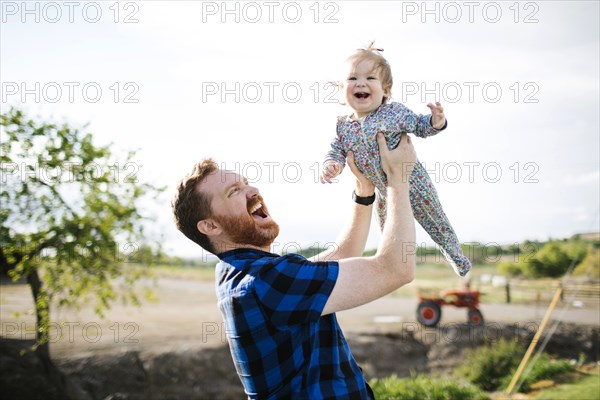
[322,133,417,315]
[309,151,375,262]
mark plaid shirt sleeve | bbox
[253,254,338,326]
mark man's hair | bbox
[346,41,393,104]
[172,158,218,254]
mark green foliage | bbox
[499,240,589,278]
[369,374,489,400]
[500,353,576,392]
[0,107,162,345]
[458,338,524,391]
[459,338,576,393]
[498,261,523,277]
[573,248,600,279]
[534,368,599,400]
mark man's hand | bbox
[346,151,374,196]
[320,160,343,184]
[427,101,446,130]
[323,136,417,316]
[376,133,416,186]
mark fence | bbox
[474,279,600,304]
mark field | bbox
[1,258,598,399]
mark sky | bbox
[1,0,599,259]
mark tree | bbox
[0,108,162,398]
[498,239,589,278]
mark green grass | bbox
[533,368,599,399]
[501,354,576,393]
[369,374,490,400]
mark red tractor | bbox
[416,288,484,327]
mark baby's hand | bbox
[427,101,446,130]
[320,160,343,184]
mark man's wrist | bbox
[354,183,375,197]
[386,170,413,188]
[352,190,376,206]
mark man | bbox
[172,133,417,399]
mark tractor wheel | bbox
[417,300,442,327]
[468,308,484,325]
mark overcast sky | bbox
[2,0,599,259]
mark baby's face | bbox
[344,59,389,119]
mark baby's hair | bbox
[346,41,393,104]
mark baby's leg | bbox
[410,161,472,277]
[375,192,387,232]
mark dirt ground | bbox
[1,278,599,399]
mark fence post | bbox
[559,282,564,301]
[506,282,511,304]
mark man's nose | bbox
[246,185,259,198]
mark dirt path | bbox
[1,278,598,360]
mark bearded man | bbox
[172,134,417,399]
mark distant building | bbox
[572,232,600,241]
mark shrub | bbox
[369,374,489,400]
[573,249,600,279]
[457,338,524,391]
[509,241,588,278]
[498,261,523,277]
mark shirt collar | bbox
[347,103,385,122]
[217,247,279,261]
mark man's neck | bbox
[214,241,272,255]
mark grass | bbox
[391,262,499,301]
[369,374,490,400]
[145,256,575,306]
[532,366,599,400]
[388,261,567,305]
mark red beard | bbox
[213,197,280,250]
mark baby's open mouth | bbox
[354,92,370,99]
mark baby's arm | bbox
[321,134,347,184]
[321,160,343,183]
[391,102,448,138]
[427,102,446,130]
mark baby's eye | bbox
[347,77,357,81]
[367,76,377,80]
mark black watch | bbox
[352,190,376,206]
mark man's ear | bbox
[197,219,222,237]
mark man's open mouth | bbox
[354,92,370,99]
[249,202,268,219]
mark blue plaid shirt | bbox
[216,248,373,399]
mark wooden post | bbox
[505,287,563,395]
[559,282,564,301]
[506,282,511,304]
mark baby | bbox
[320,43,471,277]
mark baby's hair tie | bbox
[365,40,384,53]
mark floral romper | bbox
[324,102,471,277]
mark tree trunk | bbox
[27,269,89,400]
